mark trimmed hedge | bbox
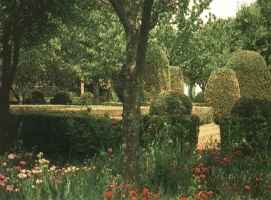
[14,112,121,158]
[78,92,94,105]
[51,92,72,105]
[147,92,199,150]
[24,91,46,104]
[220,97,271,152]
[141,114,200,150]
[143,43,170,102]
[168,66,184,94]
[149,92,192,119]
[227,50,271,100]
[205,68,240,119]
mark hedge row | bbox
[13,110,200,159]
[219,97,271,152]
[14,112,122,158]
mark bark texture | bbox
[109,0,154,183]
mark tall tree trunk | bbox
[121,34,142,183]
[122,80,141,183]
[0,86,16,153]
[0,22,21,153]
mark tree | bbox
[235,1,271,64]
[187,17,240,91]
[0,0,77,152]
[107,0,212,183]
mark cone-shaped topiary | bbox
[168,66,184,94]
[204,68,240,119]
[227,50,271,100]
[143,42,170,102]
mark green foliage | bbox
[168,66,184,94]
[220,97,271,152]
[143,42,170,102]
[51,92,72,105]
[227,50,271,100]
[78,92,94,106]
[193,106,214,125]
[141,114,199,151]
[235,2,271,64]
[149,92,192,119]
[15,112,121,158]
[193,92,204,103]
[24,91,46,105]
[205,68,240,119]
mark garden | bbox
[1,0,271,200]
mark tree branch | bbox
[108,0,130,33]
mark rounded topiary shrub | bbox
[149,92,192,118]
[220,97,271,152]
[143,42,170,102]
[227,50,271,100]
[51,92,72,105]
[204,68,240,119]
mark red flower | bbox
[0,174,6,181]
[244,185,252,193]
[104,190,113,199]
[195,191,209,200]
[129,190,137,200]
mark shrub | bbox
[194,92,204,103]
[204,68,240,120]
[141,114,199,150]
[227,50,271,100]
[168,66,184,94]
[79,92,94,105]
[192,105,214,125]
[143,42,170,102]
[14,112,121,158]
[24,91,46,104]
[220,97,271,152]
[149,92,192,119]
[51,91,72,105]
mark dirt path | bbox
[197,123,220,150]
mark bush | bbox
[227,50,271,100]
[78,92,94,105]
[51,92,72,105]
[14,112,121,158]
[220,97,271,152]
[143,42,170,102]
[168,66,184,94]
[204,68,240,120]
[194,92,204,103]
[192,106,214,125]
[141,114,199,150]
[24,91,46,104]
[149,92,192,119]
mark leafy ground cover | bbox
[0,144,270,200]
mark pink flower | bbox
[8,153,16,160]
[6,185,14,192]
[19,161,27,166]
